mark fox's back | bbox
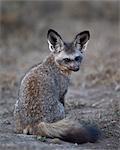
[14,55,69,132]
[14,29,92,143]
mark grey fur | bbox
[13,29,101,145]
[14,54,69,132]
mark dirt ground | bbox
[0,18,120,150]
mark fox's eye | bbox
[51,45,53,49]
[75,56,81,61]
[63,58,71,63]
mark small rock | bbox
[49,143,53,146]
[36,136,46,142]
[115,84,120,91]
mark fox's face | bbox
[47,29,90,72]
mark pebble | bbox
[115,84,120,91]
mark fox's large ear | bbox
[74,31,90,51]
[47,29,64,53]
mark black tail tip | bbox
[60,125,101,144]
[85,125,101,143]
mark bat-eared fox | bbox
[14,29,101,144]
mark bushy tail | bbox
[33,118,101,144]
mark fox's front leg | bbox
[23,125,33,135]
[59,90,67,106]
[59,96,65,106]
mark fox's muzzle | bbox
[69,56,83,71]
[69,66,80,72]
[69,63,80,72]
[72,67,80,72]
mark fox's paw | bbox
[35,122,47,136]
[23,125,33,135]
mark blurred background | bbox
[0,1,120,149]
[0,0,119,88]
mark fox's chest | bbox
[53,73,69,99]
[61,76,69,94]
